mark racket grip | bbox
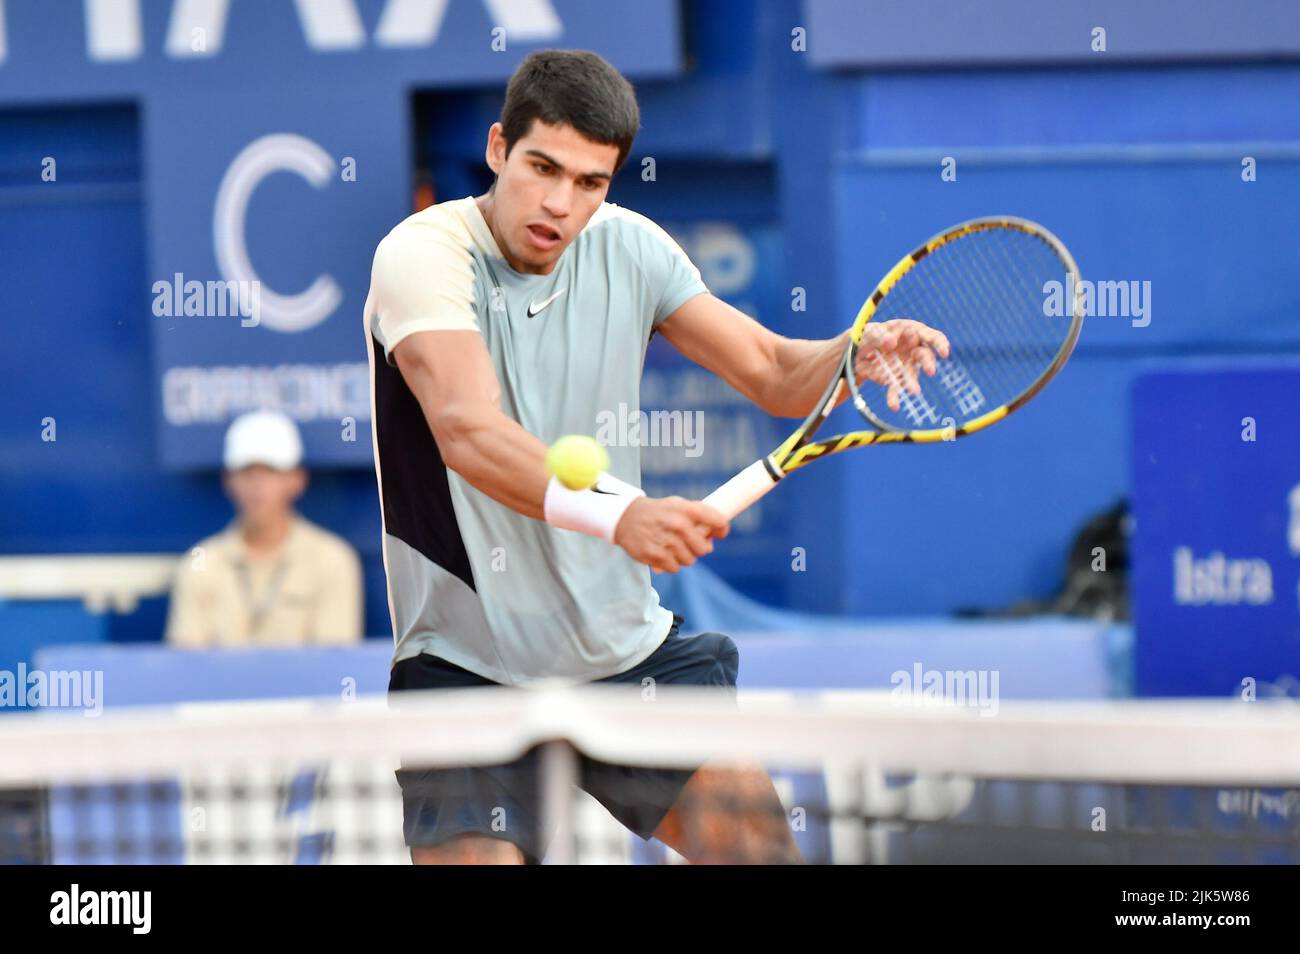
[701,460,779,520]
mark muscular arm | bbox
[393,330,551,519]
[657,294,848,419]
[768,331,852,417]
[658,293,948,417]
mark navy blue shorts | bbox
[388,614,738,863]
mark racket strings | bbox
[953,228,1065,382]
[862,240,1022,426]
[855,348,937,425]
[911,246,1012,419]
[924,232,1037,412]
[983,229,1061,376]
[961,232,1048,402]
[851,226,1076,432]
[857,255,998,427]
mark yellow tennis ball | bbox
[546,435,609,490]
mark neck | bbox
[242,514,292,557]
[476,192,507,257]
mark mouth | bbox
[524,222,562,251]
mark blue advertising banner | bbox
[805,0,1300,69]
[0,0,684,468]
[1132,365,1300,697]
[0,1,683,100]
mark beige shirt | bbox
[165,517,364,648]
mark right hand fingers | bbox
[664,531,701,567]
[679,500,730,540]
[629,497,730,572]
[679,524,713,560]
[667,510,722,558]
[646,531,701,574]
[650,553,682,574]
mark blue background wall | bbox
[2,0,1298,639]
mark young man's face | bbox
[222,465,307,530]
[484,119,620,274]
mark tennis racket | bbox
[702,216,1084,520]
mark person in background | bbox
[165,410,364,648]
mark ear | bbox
[289,467,308,500]
[484,122,507,176]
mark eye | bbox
[580,178,601,191]
[532,162,553,175]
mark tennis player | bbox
[364,49,946,864]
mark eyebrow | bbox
[523,149,612,181]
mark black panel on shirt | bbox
[371,334,476,593]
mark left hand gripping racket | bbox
[702,216,1085,520]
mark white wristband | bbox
[543,475,642,543]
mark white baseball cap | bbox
[223,410,304,471]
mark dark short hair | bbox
[500,49,640,174]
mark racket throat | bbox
[822,379,846,419]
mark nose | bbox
[541,181,572,219]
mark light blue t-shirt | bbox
[363,196,708,685]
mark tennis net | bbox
[1,688,1298,864]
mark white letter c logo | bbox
[214,133,342,333]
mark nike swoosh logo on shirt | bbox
[527,289,566,318]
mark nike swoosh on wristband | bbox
[527,289,566,318]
